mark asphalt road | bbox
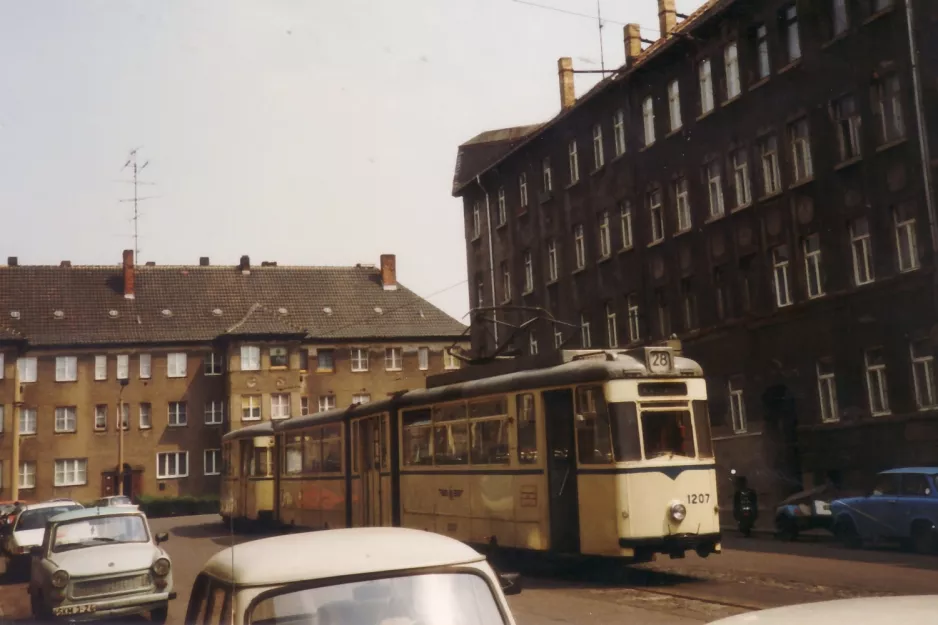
[1,515,936,624]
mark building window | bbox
[832,95,863,163]
[471,201,481,240]
[523,251,534,293]
[642,96,655,147]
[17,357,37,383]
[165,352,188,378]
[873,75,904,144]
[205,401,225,425]
[317,349,334,372]
[649,188,664,242]
[55,406,77,433]
[655,290,670,338]
[729,379,747,433]
[731,148,752,207]
[54,459,87,487]
[894,203,919,272]
[95,405,107,431]
[627,294,641,342]
[139,353,152,379]
[714,267,728,320]
[271,393,290,419]
[674,178,691,233]
[865,348,890,415]
[755,24,770,79]
[580,314,591,348]
[759,135,781,195]
[605,304,618,348]
[668,79,682,131]
[352,393,371,405]
[573,225,586,269]
[911,340,937,409]
[782,4,801,64]
[554,328,564,348]
[55,356,77,382]
[817,361,839,422]
[119,403,129,431]
[157,452,188,479]
[831,0,849,37]
[169,401,188,426]
[681,279,698,330]
[115,354,128,380]
[568,140,579,184]
[519,173,529,209]
[318,394,336,412]
[418,347,429,371]
[598,212,611,258]
[95,355,107,380]
[789,119,813,181]
[740,255,755,313]
[772,245,793,307]
[204,450,221,476]
[496,187,507,226]
[385,347,403,371]
[241,395,261,421]
[19,462,36,490]
[350,347,369,372]
[803,234,824,299]
[140,403,151,429]
[444,350,460,370]
[20,407,37,435]
[699,59,714,114]
[613,109,626,156]
[619,201,634,250]
[500,261,512,302]
[476,279,485,308]
[850,217,874,285]
[724,43,741,100]
[204,353,223,376]
[264,347,285,368]
[299,350,309,372]
[592,124,604,169]
[300,397,309,416]
[547,239,559,282]
[542,157,552,193]
[529,333,539,355]
[706,161,725,218]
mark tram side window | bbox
[222,445,234,477]
[321,423,343,472]
[433,403,469,465]
[251,447,272,477]
[284,435,303,475]
[575,386,614,464]
[402,409,433,466]
[469,397,509,465]
[381,414,389,470]
[303,429,323,473]
[516,394,538,464]
[609,402,642,462]
[692,400,714,459]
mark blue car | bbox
[830,467,938,554]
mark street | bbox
[1,516,937,624]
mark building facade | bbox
[0,252,467,502]
[453,0,938,514]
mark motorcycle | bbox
[731,469,757,537]
[737,500,756,537]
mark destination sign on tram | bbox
[646,348,674,374]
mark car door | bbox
[854,473,901,539]
[892,473,934,539]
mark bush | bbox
[135,495,220,518]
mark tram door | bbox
[239,439,253,519]
[357,416,385,526]
[542,389,580,553]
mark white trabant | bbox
[186,526,522,625]
[709,595,938,625]
[28,507,175,622]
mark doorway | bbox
[356,415,386,526]
[542,389,580,553]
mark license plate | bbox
[53,604,97,616]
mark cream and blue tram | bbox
[220,421,277,530]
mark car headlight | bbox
[152,558,171,577]
[51,570,70,588]
[669,502,687,522]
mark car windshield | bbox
[51,515,150,553]
[15,506,81,532]
[250,572,506,625]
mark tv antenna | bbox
[119,148,156,263]
[511,0,613,77]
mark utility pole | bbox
[11,363,22,501]
[117,378,128,496]
[119,148,155,263]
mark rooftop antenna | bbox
[596,0,606,77]
[119,148,156,263]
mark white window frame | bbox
[523,251,534,293]
[783,4,802,64]
[20,407,37,435]
[803,234,824,299]
[443,350,460,370]
[471,202,481,240]
[568,139,579,184]
[352,393,371,405]
[95,355,107,381]
[598,212,611,258]
[19,461,36,490]
[911,340,937,410]
[54,459,87,487]
[350,347,369,372]
[384,347,403,371]
[790,119,814,181]
[817,361,839,423]
[613,109,626,156]
[318,394,336,413]
[139,403,152,429]
[95,405,108,431]
[642,96,656,147]
[627,295,641,342]
[55,356,77,382]
[649,189,664,242]
[580,315,591,348]
[547,240,559,282]
[756,24,770,79]
[204,400,225,425]
[476,279,485,309]
[772,245,793,307]
[674,178,691,232]
[620,201,633,250]
[241,395,261,421]
[17,357,37,383]
[725,43,741,100]
[732,148,752,207]
[167,352,188,378]
[529,332,539,355]
[168,401,188,427]
[116,354,129,380]
[606,305,618,348]
[760,136,781,195]
[418,347,429,371]
[554,328,564,348]
[300,397,310,416]
[269,346,288,368]
[850,217,874,285]
[874,75,905,144]
[865,349,890,416]
[573,225,586,269]
[894,206,919,272]
[204,449,221,476]
[317,349,335,372]
[519,173,529,208]
[139,353,152,379]
[54,406,77,433]
[668,79,682,131]
[542,157,552,193]
[500,261,511,302]
[156,451,189,479]
[119,402,130,431]
[729,379,747,433]
[204,352,223,376]
[592,123,604,169]
[834,95,862,161]
[699,59,714,114]
[832,0,849,36]
[271,393,291,420]
[496,187,506,226]
[706,161,725,218]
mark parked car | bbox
[2,500,83,574]
[28,506,175,622]
[185,526,521,625]
[774,483,855,540]
[831,467,938,554]
[93,495,138,509]
[708,595,938,625]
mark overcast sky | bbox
[0,0,706,323]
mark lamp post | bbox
[117,378,129,496]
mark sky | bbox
[0,0,707,324]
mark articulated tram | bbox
[223,345,721,561]
[220,420,276,530]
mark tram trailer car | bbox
[221,421,277,530]
[248,345,721,562]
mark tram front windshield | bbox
[641,410,694,458]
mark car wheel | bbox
[834,517,861,548]
[911,521,938,555]
[150,605,169,624]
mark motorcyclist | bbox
[732,476,758,534]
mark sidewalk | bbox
[720,524,835,541]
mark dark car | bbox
[774,484,852,541]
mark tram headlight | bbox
[669,502,687,522]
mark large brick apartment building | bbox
[0,251,467,502]
[453,0,938,511]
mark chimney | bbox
[122,249,135,300]
[557,57,575,110]
[658,0,677,37]
[7,256,17,267]
[145,261,156,266]
[199,257,209,266]
[60,260,71,268]
[625,23,643,66]
[380,254,397,291]
[239,255,250,275]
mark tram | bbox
[228,344,722,561]
[220,420,277,530]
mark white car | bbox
[92,495,139,509]
[2,500,83,573]
[709,595,938,625]
[28,506,175,622]
[185,526,522,625]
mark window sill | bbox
[611,152,627,164]
[666,127,684,139]
[241,417,262,422]
[597,255,612,265]
[565,180,581,191]
[495,221,508,231]
[696,108,715,122]
[821,32,850,50]
[871,411,892,418]
[271,416,291,421]
[876,137,907,153]
[316,369,335,374]
[522,288,534,296]
[54,430,77,435]
[168,423,188,428]
[139,426,152,430]
[572,267,588,276]
[204,422,224,427]
[758,190,784,203]
[648,239,665,248]
[899,265,921,274]
[618,246,635,255]
[539,193,553,205]
[834,156,862,171]
[591,165,605,176]
[640,143,655,152]
[156,475,188,481]
[730,203,752,214]
[351,369,370,374]
[863,7,896,25]
[749,77,769,92]
[94,428,107,433]
[55,380,77,384]
[167,375,187,379]
[673,228,693,238]
[722,94,742,108]
[705,213,727,224]
[518,207,529,216]
[790,176,815,190]
[471,236,482,244]
[778,59,802,74]
[546,279,560,287]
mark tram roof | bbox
[277,398,398,433]
[222,420,275,441]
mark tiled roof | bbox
[0,263,467,347]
